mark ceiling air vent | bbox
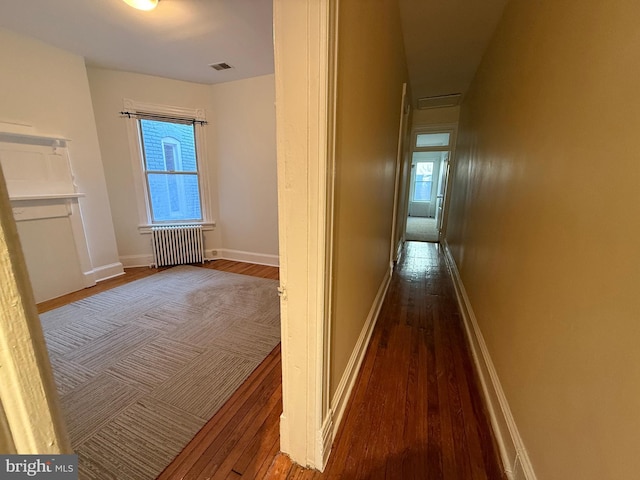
[209,62,233,71]
[417,93,462,110]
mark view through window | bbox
[139,119,202,222]
[413,161,434,201]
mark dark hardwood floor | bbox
[157,242,505,480]
[261,242,505,479]
[37,247,503,479]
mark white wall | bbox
[0,28,122,282]
[210,75,279,262]
[87,68,278,266]
[86,67,218,265]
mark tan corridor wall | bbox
[330,0,408,399]
[446,0,640,478]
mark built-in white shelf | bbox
[10,193,85,201]
[0,131,69,147]
[0,129,95,302]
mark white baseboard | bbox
[395,239,404,264]
[279,413,290,458]
[323,266,392,466]
[81,270,96,287]
[316,411,333,471]
[120,249,279,269]
[92,262,125,282]
[442,240,536,480]
[212,248,280,267]
[119,254,154,268]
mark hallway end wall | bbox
[446,0,640,478]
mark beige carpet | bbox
[39,266,280,480]
[405,216,439,242]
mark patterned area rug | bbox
[39,266,280,480]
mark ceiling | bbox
[0,0,507,99]
[0,0,275,85]
[398,0,509,101]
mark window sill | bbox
[138,221,216,234]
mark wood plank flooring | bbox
[37,246,503,479]
[158,242,505,480]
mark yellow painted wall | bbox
[330,0,408,398]
[447,0,640,477]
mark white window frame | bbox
[123,98,214,232]
[412,126,455,151]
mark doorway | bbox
[404,128,455,243]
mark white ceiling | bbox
[0,0,507,98]
[0,0,275,85]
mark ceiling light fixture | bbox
[122,0,159,11]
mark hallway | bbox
[160,242,504,479]
[268,241,504,478]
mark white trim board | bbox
[119,249,279,269]
[442,240,536,480]
[273,0,337,469]
[119,254,154,268]
[0,162,71,454]
[213,249,279,267]
[322,266,392,465]
[122,98,214,231]
[93,262,125,283]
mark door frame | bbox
[0,164,71,454]
[274,0,338,470]
[389,84,410,265]
[403,123,458,241]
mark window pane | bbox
[140,119,197,172]
[147,173,202,221]
[413,161,433,202]
[416,162,433,178]
[413,181,432,201]
[416,132,450,147]
[163,143,177,171]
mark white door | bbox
[408,151,441,217]
[435,151,450,227]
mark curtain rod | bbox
[119,111,208,125]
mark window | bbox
[123,98,212,230]
[139,120,202,222]
[416,132,450,147]
[413,161,434,201]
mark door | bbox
[408,151,442,218]
[404,127,456,242]
[435,152,450,230]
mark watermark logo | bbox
[0,455,77,479]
